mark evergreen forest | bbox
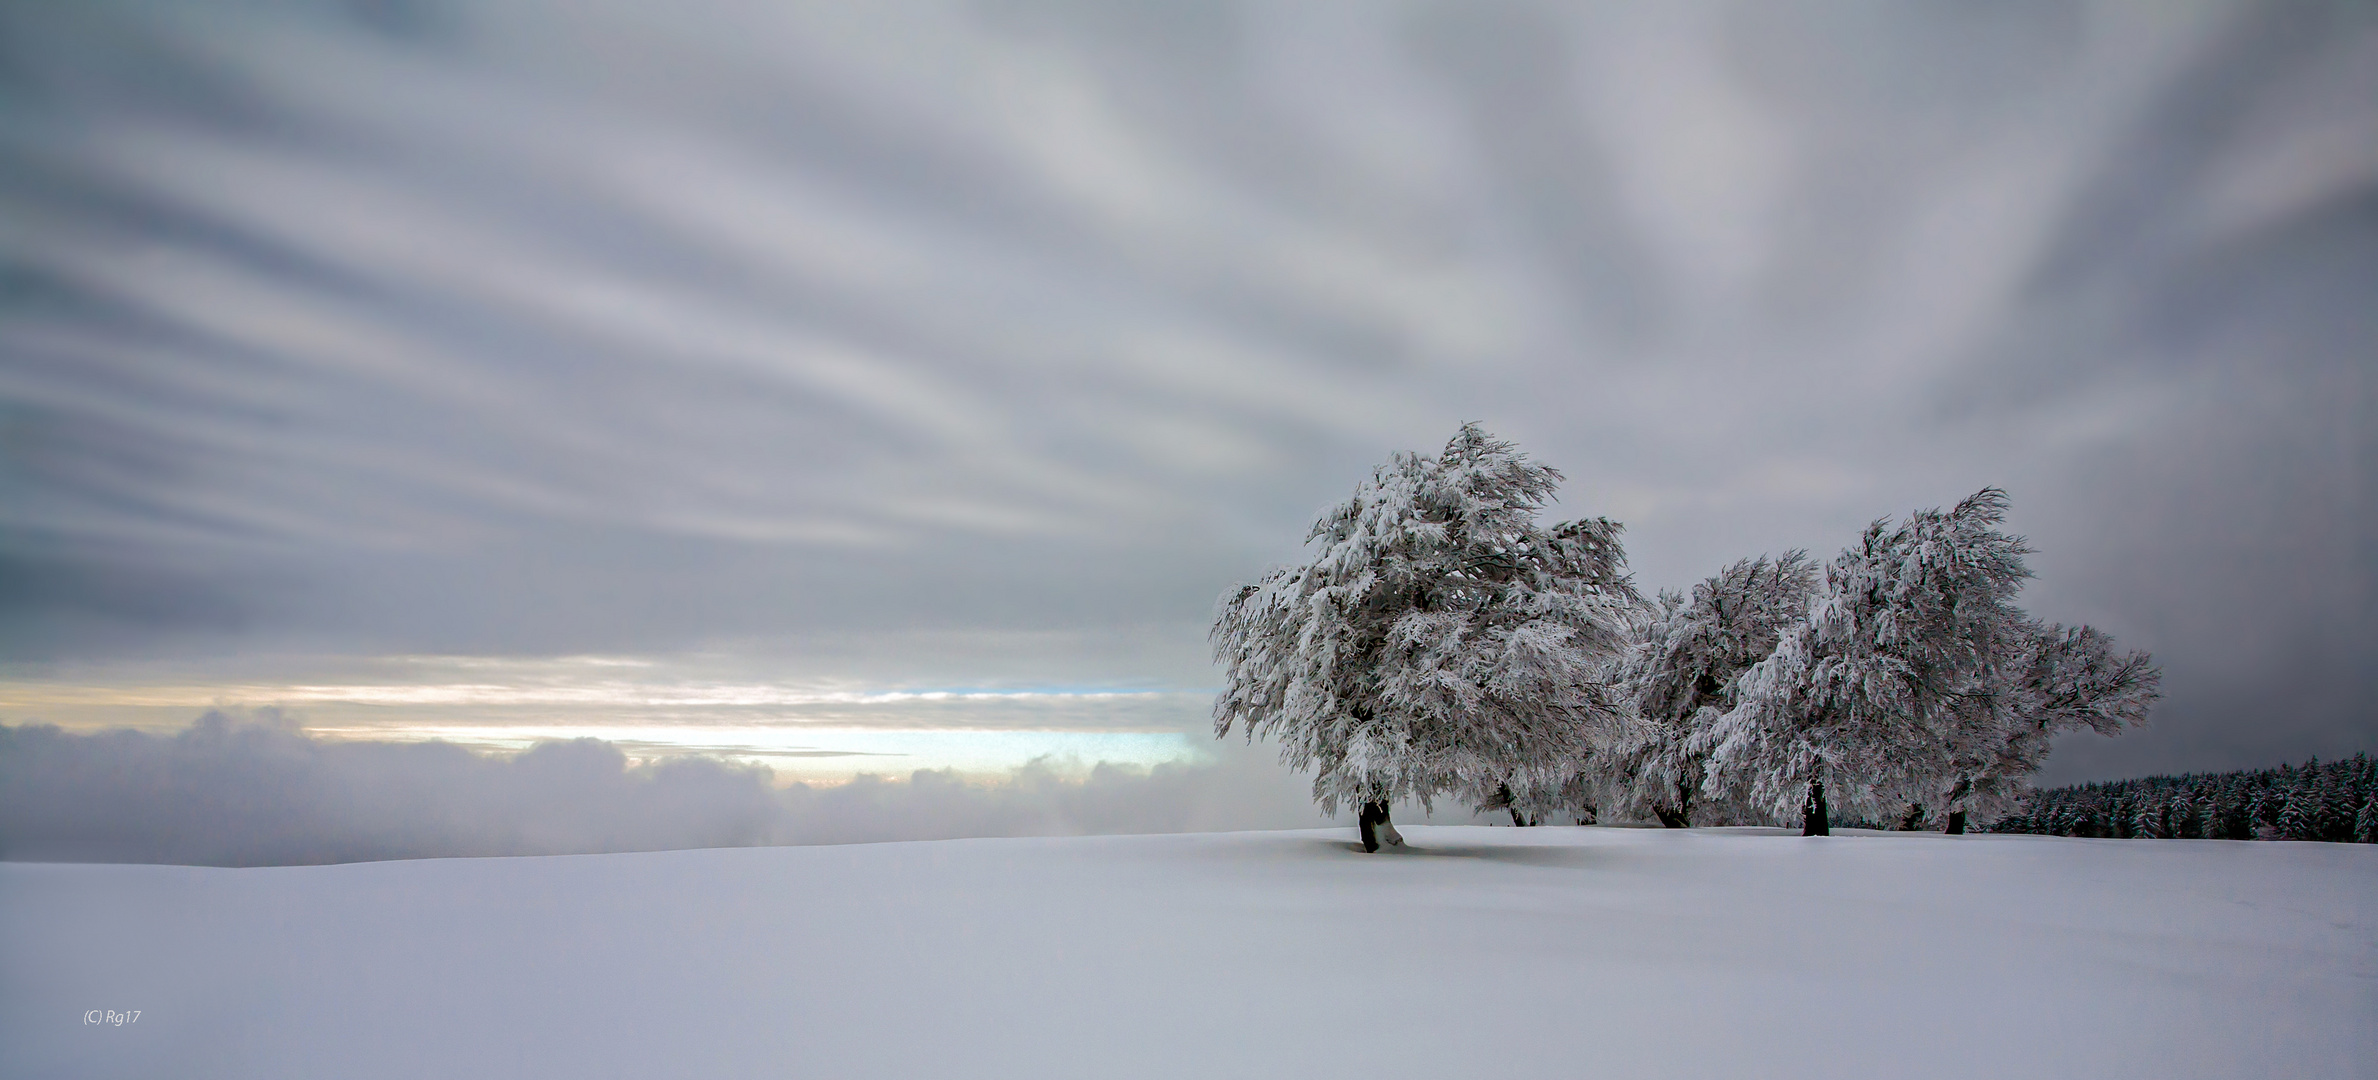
[1986,753,2378,843]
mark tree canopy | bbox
[1216,451,2164,844]
[1211,425,1637,828]
[1709,490,2035,830]
[1606,552,1819,827]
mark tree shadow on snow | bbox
[1304,836,1618,870]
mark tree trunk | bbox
[1801,777,1830,836]
[1493,781,1537,827]
[1941,779,1971,836]
[1358,800,1403,851]
[1653,775,1699,828]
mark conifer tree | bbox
[1211,425,1637,851]
[2133,799,2164,840]
[2251,788,2279,834]
[2318,764,2354,841]
[2278,787,2319,841]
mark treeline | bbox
[1987,752,2378,842]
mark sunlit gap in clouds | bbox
[0,653,1214,784]
[303,726,1207,785]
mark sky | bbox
[2,0,2373,808]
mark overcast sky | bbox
[2,0,2373,786]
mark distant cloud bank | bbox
[0,714,1331,866]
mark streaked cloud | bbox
[1,0,2371,784]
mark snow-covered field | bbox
[5,826,2371,1079]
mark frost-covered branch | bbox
[1211,425,1638,846]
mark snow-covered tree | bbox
[1707,490,2033,835]
[2251,786,2280,834]
[1605,553,1818,827]
[2196,791,2227,840]
[1210,425,1637,851]
[2133,799,2165,839]
[1923,621,2161,832]
[1706,488,2161,835]
[2278,786,2320,841]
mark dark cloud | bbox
[0,1,2370,781]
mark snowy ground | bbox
[5,826,2372,1079]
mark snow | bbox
[5,827,2371,1079]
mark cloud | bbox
[0,0,2370,781]
[0,713,1337,866]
